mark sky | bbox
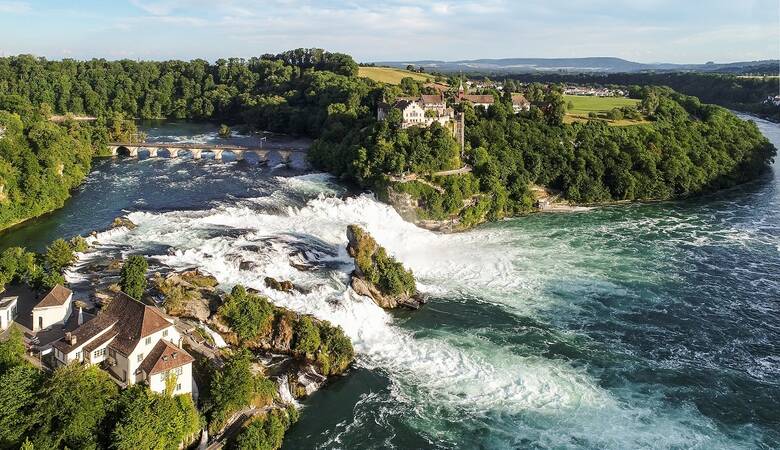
[0,0,778,63]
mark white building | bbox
[32,284,73,332]
[377,93,454,129]
[51,291,194,396]
[0,296,18,331]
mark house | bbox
[377,93,455,129]
[455,81,530,112]
[511,94,531,113]
[32,284,73,332]
[51,291,194,395]
[0,296,18,331]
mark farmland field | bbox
[564,94,648,126]
[564,94,640,114]
[358,66,432,84]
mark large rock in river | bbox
[346,225,422,309]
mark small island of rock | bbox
[346,224,422,309]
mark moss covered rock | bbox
[346,225,422,309]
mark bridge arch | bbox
[115,146,137,157]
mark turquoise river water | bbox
[0,118,778,449]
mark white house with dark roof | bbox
[377,93,455,129]
[32,284,73,332]
[51,291,194,395]
[0,295,18,331]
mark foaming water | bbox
[87,170,773,448]
[4,117,777,449]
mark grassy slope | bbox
[563,94,648,126]
[358,67,432,85]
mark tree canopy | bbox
[120,255,148,299]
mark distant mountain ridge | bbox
[372,57,779,74]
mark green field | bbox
[563,94,647,126]
[564,94,640,114]
[358,66,432,85]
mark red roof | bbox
[35,284,72,308]
[52,291,173,356]
[138,339,194,376]
[511,93,530,105]
[460,94,495,104]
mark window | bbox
[145,336,152,345]
[162,329,168,338]
[176,383,181,391]
[74,351,81,361]
[137,353,144,363]
[93,348,106,358]
[174,367,183,376]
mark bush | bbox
[207,349,276,434]
[231,407,297,450]
[316,323,354,375]
[292,316,320,359]
[218,286,274,343]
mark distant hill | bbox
[372,57,780,74]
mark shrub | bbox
[218,285,274,343]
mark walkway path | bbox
[388,165,472,194]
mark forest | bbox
[0,49,776,232]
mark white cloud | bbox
[0,1,30,14]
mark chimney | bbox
[65,332,77,345]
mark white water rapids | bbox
[76,172,760,449]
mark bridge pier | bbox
[106,142,305,164]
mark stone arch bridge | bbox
[107,142,306,163]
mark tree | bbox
[0,327,26,373]
[111,386,201,450]
[206,349,276,433]
[32,364,119,449]
[218,124,231,138]
[231,409,295,450]
[120,255,148,299]
[43,239,75,273]
[0,364,43,447]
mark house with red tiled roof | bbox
[454,81,531,113]
[51,291,193,395]
[32,284,73,331]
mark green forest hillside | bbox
[0,49,775,232]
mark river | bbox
[1,118,778,449]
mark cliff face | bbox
[346,224,423,309]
